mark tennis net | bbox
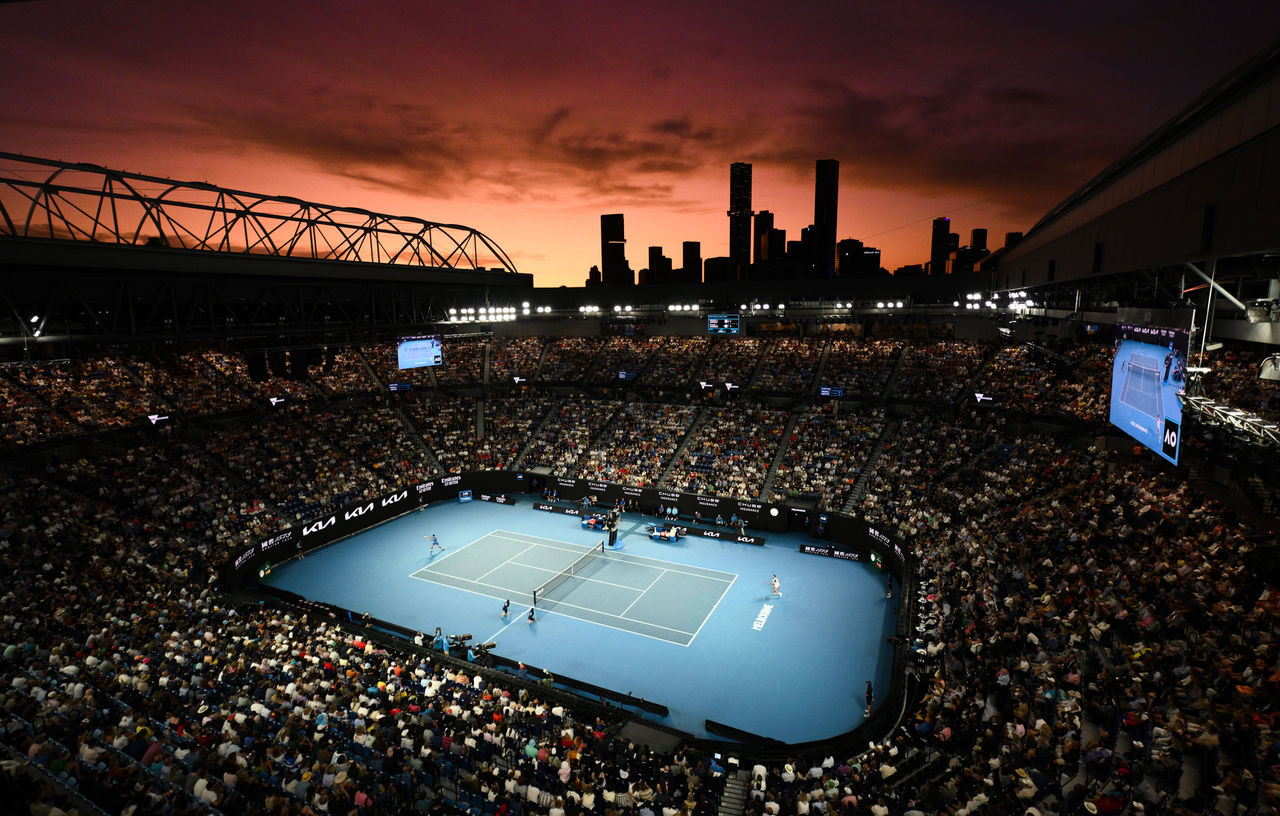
[533,541,606,609]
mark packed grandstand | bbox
[1,331,1277,816]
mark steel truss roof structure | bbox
[1181,393,1280,448]
[0,153,518,274]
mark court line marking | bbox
[487,531,736,584]
[405,531,501,577]
[619,569,665,618]
[474,542,538,584]
[409,567,696,644]
[406,530,737,647]
[686,573,738,647]
[484,613,523,646]
[409,571,534,606]
[410,568,700,639]
[509,559,654,595]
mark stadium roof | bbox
[1024,35,1280,242]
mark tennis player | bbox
[770,574,782,597]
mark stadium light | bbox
[740,304,748,310]
[876,302,885,309]
[691,304,699,311]
[625,305,632,312]
[614,305,622,312]
[762,303,770,310]
[521,301,530,308]
[953,301,960,307]
[29,314,39,323]
[895,301,904,308]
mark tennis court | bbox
[1119,351,1163,419]
[410,530,736,646]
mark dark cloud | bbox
[650,117,717,141]
[765,76,1136,214]
[176,87,726,209]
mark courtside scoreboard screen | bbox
[707,313,740,335]
[1109,322,1190,465]
[819,386,844,397]
[396,335,442,370]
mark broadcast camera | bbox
[447,633,473,648]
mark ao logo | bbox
[1161,418,1180,459]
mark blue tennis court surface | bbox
[411,530,735,645]
[262,500,897,743]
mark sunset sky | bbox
[2,1,1278,288]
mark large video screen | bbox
[396,335,443,369]
[1109,323,1189,464]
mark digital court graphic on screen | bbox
[396,335,443,369]
[1109,323,1190,464]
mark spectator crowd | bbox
[3,332,1280,816]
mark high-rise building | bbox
[929,217,951,275]
[645,246,673,285]
[682,241,702,284]
[814,159,839,277]
[837,238,882,276]
[754,210,775,266]
[971,228,988,253]
[600,214,631,286]
[728,162,753,280]
[767,228,786,267]
[704,256,734,283]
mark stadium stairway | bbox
[656,406,707,484]
[512,401,563,471]
[843,420,899,514]
[880,342,910,399]
[808,339,832,399]
[355,345,384,389]
[716,767,751,816]
[532,338,550,381]
[392,404,446,473]
[744,340,771,389]
[760,410,802,500]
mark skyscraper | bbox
[971,228,988,254]
[754,210,775,266]
[929,217,950,275]
[646,246,672,285]
[600,213,631,286]
[682,241,702,284]
[728,162,753,280]
[814,159,839,277]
